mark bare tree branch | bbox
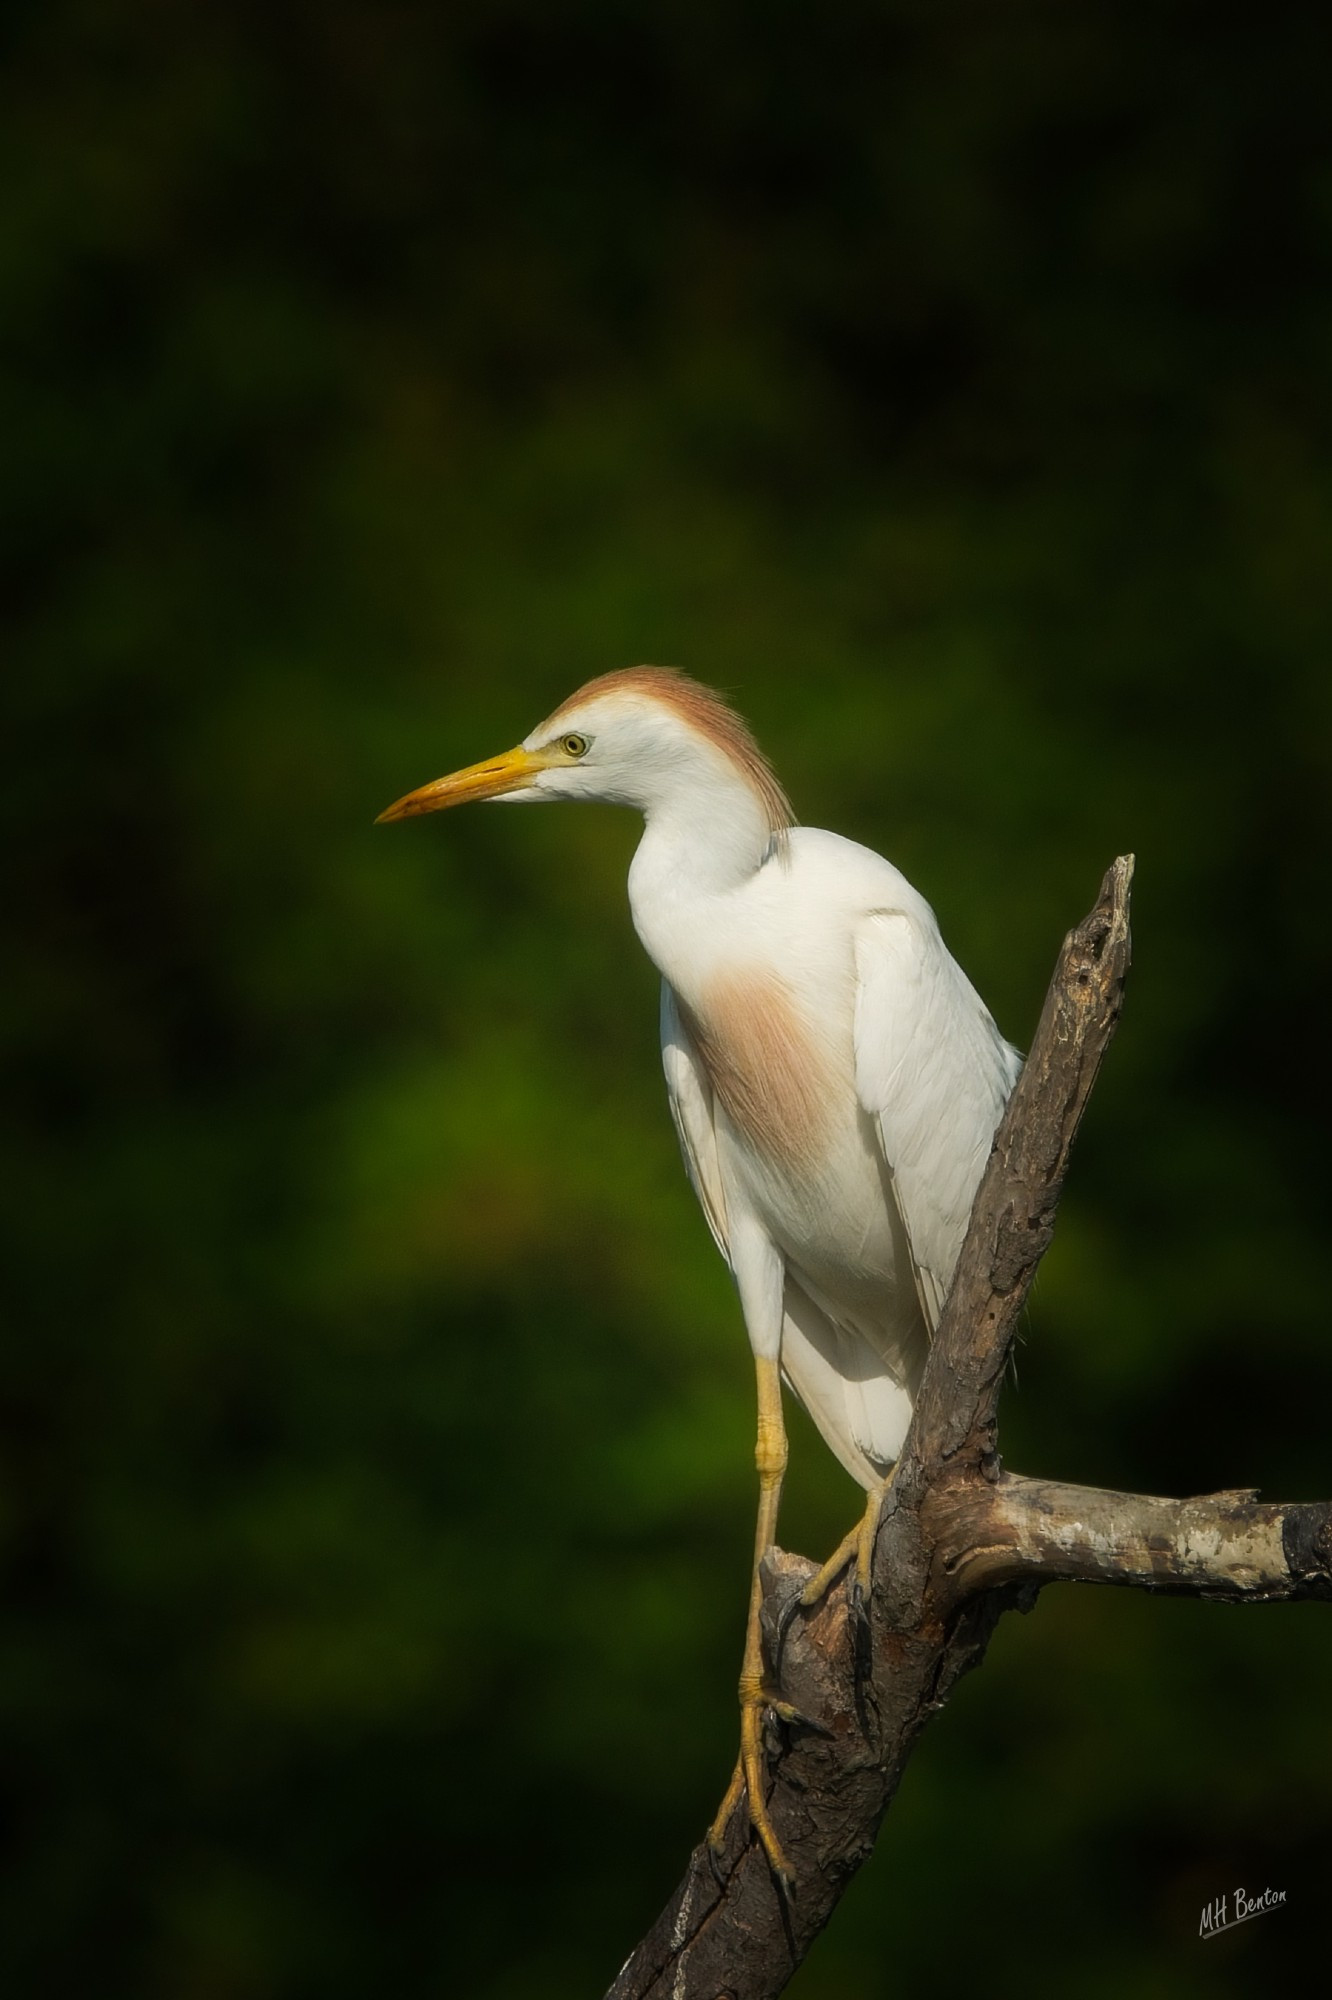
[928,1474,1332,1607]
[605,858,1329,2000]
[904,850,1135,1483]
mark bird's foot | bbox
[799,1484,885,1618]
[797,1520,860,1611]
[707,1678,796,1894]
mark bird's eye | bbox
[560,732,590,758]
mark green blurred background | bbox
[4,4,1330,1995]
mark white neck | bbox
[625,749,776,971]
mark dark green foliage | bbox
[3,5,1329,1994]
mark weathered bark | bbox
[928,1475,1332,1607]
[606,858,1329,2000]
[904,850,1135,1483]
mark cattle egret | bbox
[378,667,1021,1883]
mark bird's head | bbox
[376,667,792,842]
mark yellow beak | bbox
[375,745,549,823]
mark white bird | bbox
[378,667,1020,1882]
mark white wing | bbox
[853,910,1021,1332]
[661,980,900,1491]
[660,980,730,1261]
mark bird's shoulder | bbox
[778,826,938,929]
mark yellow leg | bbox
[708,1354,794,1886]
[799,1476,890,1612]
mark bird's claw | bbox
[847,1579,874,1683]
[773,1588,806,1662]
[797,1524,860,1614]
[800,1484,887,1617]
[767,1694,828,1733]
[707,1685,797,1889]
